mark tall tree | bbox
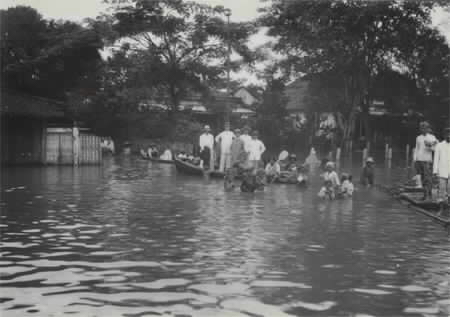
[1,6,103,100]
[92,0,256,114]
[260,0,450,140]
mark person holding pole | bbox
[433,127,450,206]
[413,121,437,201]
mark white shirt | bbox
[240,134,252,152]
[199,133,214,150]
[247,139,266,161]
[433,141,450,178]
[414,133,437,162]
[341,180,354,196]
[215,131,235,154]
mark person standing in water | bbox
[230,128,247,169]
[215,122,235,172]
[240,126,252,157]
[199,125,214,170]
[414,121,437,200]
[433,127,450,206]
[247,130,266,173]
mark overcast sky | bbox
[2,0,449,84]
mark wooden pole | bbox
[362,148,368,167]
[406,144,410,167]
[336,147,341,162]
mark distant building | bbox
[138,90,256,128]
[233,87,259,107]
[1,91,102,165]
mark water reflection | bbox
[1,156,449,316]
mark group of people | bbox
[199,123,266,173]
[413,122,450,205]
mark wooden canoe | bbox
[174,158,224,178]
[174,159,304,186]
[379,185,450,227]
[140,153,174,164]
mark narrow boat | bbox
[174,158,224,178]
[380,185,450,227]
[174,158,302,185]
[140,152,174,164]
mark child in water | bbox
[318,162,340,199]
[297,164,309,188]
[361,157,375,187]
[338,173,354,198]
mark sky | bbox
[2,0,449,84]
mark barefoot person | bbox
[414,121,437,200]
[199,125,214,170]
[433,127,450,206]
[215,122,235,172]
[247,130,266,173]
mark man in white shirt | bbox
[433,127,450,204]
[247,130,266,173]
[240,125,252,154]
[199,125,214,170]
[215,122,235,172]
[414,121,437,200]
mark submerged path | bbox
[1,156,449,316]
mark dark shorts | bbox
[415,161,433,192]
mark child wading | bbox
[361,157,375,187]
[338,173,354,198]
[318,161,340,199]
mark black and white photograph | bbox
[1,0,450,316]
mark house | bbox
[138,90,256,128]
[233,87,259,107]
[1,91,102,165]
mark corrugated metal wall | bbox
[79,134,102,164]
[44,129,101,165]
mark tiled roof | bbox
[1,91,66,118]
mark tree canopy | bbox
[91,0,257,112]
[259,0,450,138]
[1,6,103,100]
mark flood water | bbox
[1,156,449,317]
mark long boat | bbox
[174,158,301,185]
[140,153,174,164]
[379,184,450,227]
[174,158,224,178]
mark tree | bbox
[260,0,450,141]
[256,78,289,150]
[1,6,103,101]
[92,0,256,115]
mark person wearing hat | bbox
[199,125,214,170]
[215,122,235,172]
[433,127,450,205]
[318,161,340,199]
[361,157,375,187]
[414,121,438,200]
[247,130,266,172]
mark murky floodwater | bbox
[1,156,449,317]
